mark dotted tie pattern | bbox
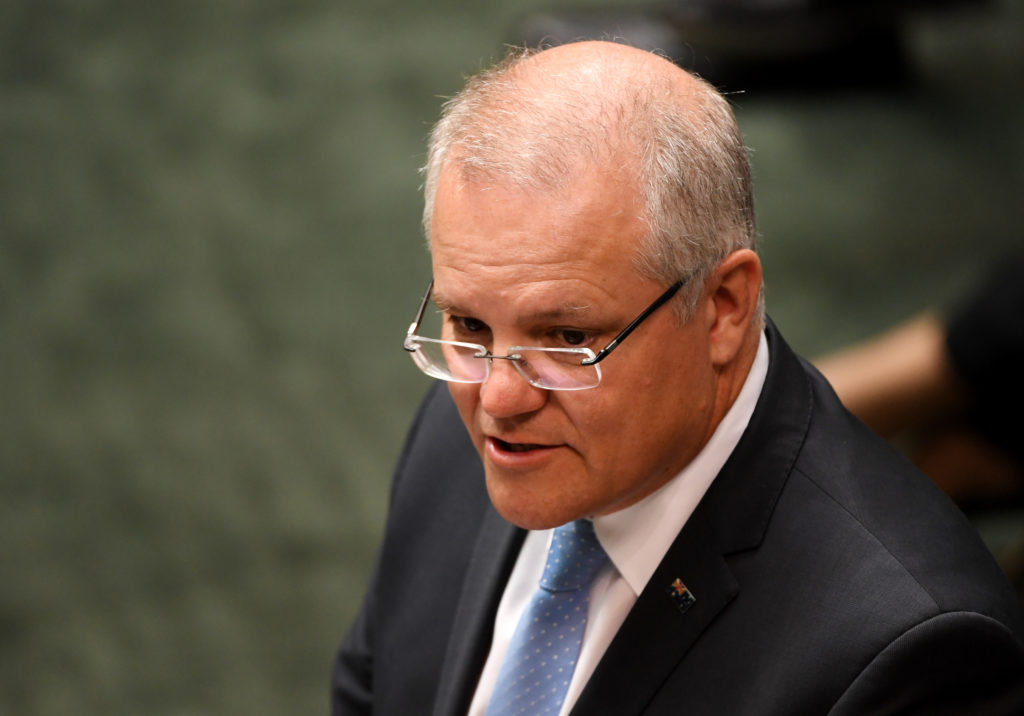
[485,519,609,716]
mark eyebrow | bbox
[432,290,592,322]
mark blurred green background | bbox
[1,0,1021,713]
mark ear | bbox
[704,249,762,366]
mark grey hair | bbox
[421,45,760,321]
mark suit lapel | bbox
[573,505,739,714]
[573,320,813,714]
[433,507,525,716]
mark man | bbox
[333,41,1024,715]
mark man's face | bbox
[429,166,721,530]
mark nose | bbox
[478,356,547,419]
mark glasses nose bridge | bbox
[479,350,540,389]
[484,352,519,362]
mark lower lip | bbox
[485,438,563,469]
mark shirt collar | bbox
[593,329,770,596]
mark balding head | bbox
[423,41,758,320]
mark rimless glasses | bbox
[403,277,687,391]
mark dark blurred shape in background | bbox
[517,0,993,90]
[1,0,1021,714]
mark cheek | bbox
[590,358,675,417]
[562,387,650,457]
[447,384,481,433]
[587,358,708,448]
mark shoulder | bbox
[720,329,1024,710]
[383,382,483,512]
[831,610,1024,713]
[792,359,1021,621]
[384,382,488,535]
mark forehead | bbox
[429,166,651,311]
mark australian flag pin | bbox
[667,577,696,613]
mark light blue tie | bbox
[486,519,609,716]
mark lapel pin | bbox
[667,577,696,614]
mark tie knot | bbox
[540,519,608,593]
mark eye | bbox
[559,329,588,346]
[446,314,489,338]
[457,316,487,333]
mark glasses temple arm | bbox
[580,279,685,366]
[405,279,434,351]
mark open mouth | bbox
[492,438,548,453]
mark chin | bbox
[484,471,590,530]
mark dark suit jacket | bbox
[333,321,1024,714]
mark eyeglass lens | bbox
[407,338,600,390]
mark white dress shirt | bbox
[468,331,769,716]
